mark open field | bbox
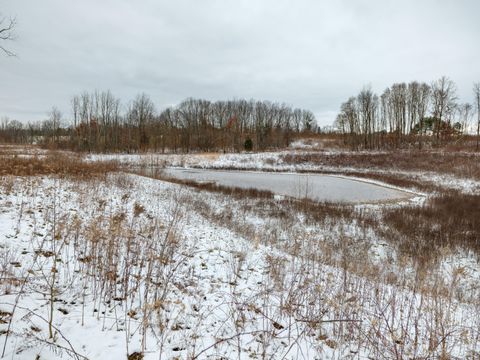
[0,147,479,359]
[2,0,480,358]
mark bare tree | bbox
[47,107,62,146]
[0,14,16,56]
[431,76,457,141]
[474,82,480,151]
[127,93,155,150]
[357,87,377,149]
[390,83,407,145]
[416,83,431,149]
[16,90,315,152]
[0,117,26,143]
[71,96,80,129]
[340,97,359,149]
[458,103,472,135]
[407,82,420,134]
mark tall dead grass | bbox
[0,152,118,178]
[281,150,480,180]
[384,191,480,265]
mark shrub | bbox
[244,138,253,152]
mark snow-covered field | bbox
[1,151,480,359]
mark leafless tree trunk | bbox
[338,97,360,150]
[474,83,480,151]
[390,83,407,147]
[459,103,472,135]
[357,88,377,149]
[47,107,62,146]
[417,83,431,149]
[407,82,420,136]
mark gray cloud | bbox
[1,0,479,126]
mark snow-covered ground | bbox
[1,168,479,359]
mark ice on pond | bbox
[162,168,413,203]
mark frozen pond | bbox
[162,168,413,203]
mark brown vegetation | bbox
[0,152,118,177]
[141,165,479,274]
[384,191,480,263]
[281,150,480,180]
[2,149,480,358]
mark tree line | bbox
[0,93,319,152]
[334,77,480,150]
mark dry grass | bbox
[281,150,480,180]
[0,152,118,178]
[147,167,480,276]
[0,144,45,156]
[2,150,480,358]
[384,191,480,265]
[198,152,221,161]
[4,149,479,276]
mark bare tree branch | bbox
[0,15,16,56]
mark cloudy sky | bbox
[1,0,479,126]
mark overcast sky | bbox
[1,0,479,126]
